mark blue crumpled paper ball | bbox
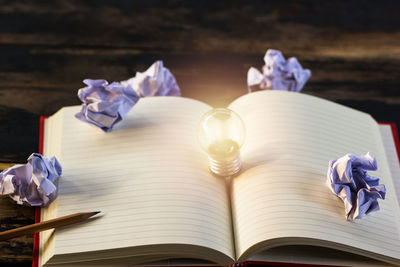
[121,60,181,97]
[247,49,311,92]
[0,153,62,207]
[75,79,140,132]
[75,61,181,132]
[327,152,386,220]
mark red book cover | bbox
[32,120,400,267]
[32,116,48,267]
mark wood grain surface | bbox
[0,1,399,265]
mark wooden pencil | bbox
[0,211,100,241]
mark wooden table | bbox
[1,1,399,266]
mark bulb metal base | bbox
[208,153,242,177]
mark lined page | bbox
[228,91,400,261]
[42,97,235,262]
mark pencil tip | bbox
[85,211,101,218]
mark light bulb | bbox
[197,108,245,177]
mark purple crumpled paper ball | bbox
[121,60,181,97]
[0,153,62,207]
[75,79,140,132]
[327,153,386,220]
[247,49,311,92]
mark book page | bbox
[228,91,400,263]
[41,97,235,265]
[247,125,400,267]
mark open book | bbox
[35,91,400,266]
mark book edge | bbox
[32,116,48,267]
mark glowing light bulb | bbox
[197,108,245,177]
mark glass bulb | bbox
[197,108,245,177]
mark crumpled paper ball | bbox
[247,49,311,92]
[327,153,386,220]
[76,61,180,132]
[0,153,62,207]
[121,60,181,97]
[75,79,140,132]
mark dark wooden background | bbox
[0,0,399,265]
